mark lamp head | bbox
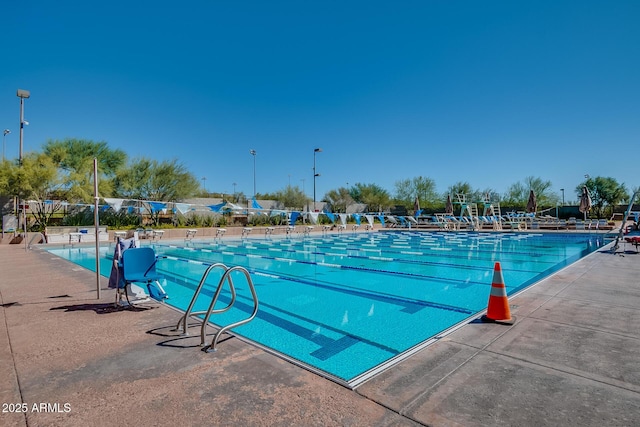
[17,89,30,99]
[3,129,10,136]
[314,148,322,153]
[250,149,256,156]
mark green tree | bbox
[504,176,559,209]
[113,158,199,201]
[44,138,126,175]
[113,158,200,225]
[43,138,126,203]
[324,187,354,213]
[0,153,63,230]
[576,176,628,218]
[502,182,527,208]
[350,183,391,212]
[446,182,476,200]
[272,185,308,210]
[524,176,559,207]
[394,176,438,210]
[0,159,11,194]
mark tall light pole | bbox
[250,149,256,199]
[17,89,30,164]
[16,89,30,251]
[201,176,207,193]
[560,188,565,205]
[313,148,321,211]
[2,129,10,162]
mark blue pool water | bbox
[48,231,604,386]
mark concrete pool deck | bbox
[1,234,639,426]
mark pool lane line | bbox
[156,254,476,318]
[163,230,599,274]
[272,235,574,260]
[160,248,495,292]
[166,241,561,275]
[161,241,559,278]
[184,235,565,263]
[157,244,503,287]
[197,233,542,255]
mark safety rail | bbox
[202,266,259,352]
[612,190,639,252]
[174,262,259,352]
[28,232,46,249]
[175,263,231,335]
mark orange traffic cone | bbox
[481,262,515,325]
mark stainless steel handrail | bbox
[27,232,46,249]
[175,263,232,335]
[613,190,639,252]
[202,266,259,352]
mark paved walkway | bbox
[1,236,639,426]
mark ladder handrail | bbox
[613,190,639,252]
[175,262,231,335]
[202,266,259,352]
[28,232,46,249]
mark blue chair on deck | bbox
[121,247,168,302]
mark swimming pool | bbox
[48,231,605,387]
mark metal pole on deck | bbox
[17,89,30,252]
[93,158,101,299]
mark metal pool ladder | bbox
[175,262,259,352]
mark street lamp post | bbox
[16,89,30,251]
[2,129,10,162]
[560,188,565,206]
[250,149,256,199]
[313,148,321,211]
[17,89,30,164]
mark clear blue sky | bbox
[1,1,638,203]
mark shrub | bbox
[99,210,142,228]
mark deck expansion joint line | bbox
[0,288,29,426]
[482,347,640,395]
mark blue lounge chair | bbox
[121,247,168,302]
